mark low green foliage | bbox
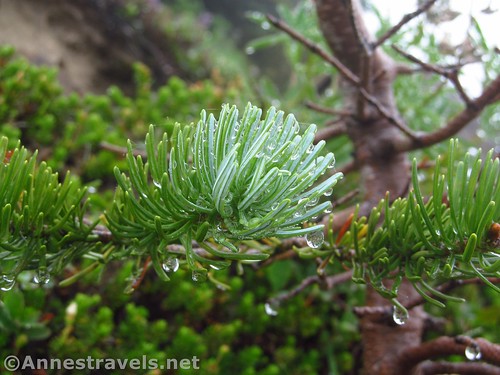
[0,45,239,181]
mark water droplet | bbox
[162,256,179,273]
[216,283,229,291]
[124,281,136,294]
[153,180,161,188]
[465,344,482,361]
[192,269,207,282]
[33,267,50,285]
[267,140,277,151]
[245,46,255,55]
[291,152,299,160]
[327,158,336,169]
[324,207,332,214]
[306,144,314,154]
[261,21,271,30]
[324,188,333,197]
[306,231,324,248]
[0,274,15,291]
[264,300,279,316]
[271,203,279,210]
[256,151,264,158]
[308,196,319,206]
[392,305,409,325]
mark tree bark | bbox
[314,1,424,373]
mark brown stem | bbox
[268,13,418,140]
[267,270,353,305]
[397,73,500,152]
[305,101,352,116]
[373,0,438,48]
[314,122,347,142]
[420,361,500,375]
[392,44,473,106]
[398,336,500,370]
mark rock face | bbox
[0,0,180,94]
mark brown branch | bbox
[305,101,352,116]
[267,270,353,306]
[347,0,372,56]
[267,13,419,140]
[346,0,373,118]
[397,73,500,152]
[392,45,474,106]
[373,0,438,48]
[314,122,348,142]
[332,189,359,208]
[100,141,147,158]
[420,361,500,375]
[267,14,360,85]
[337,159,358,175]
[399,336,500,369]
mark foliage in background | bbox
[0,45,242,186]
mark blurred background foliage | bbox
[0,0,498,374]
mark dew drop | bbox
[224,192,233,202]
[264,300,279,316]
[261,21,271,30]
[307,196,319,206]
[123,281,136,294]
[465,344,482,361]
[327,157,336,169]
[245,46,255,55]
[306,231,324,248]
[0,274,15,291]
[162,256,179,273]
[324,207,332,214]
[290,152,299,160]
[267,140,277,151]
[33,267,50,285]
[153,180,161,188]
[324,188,333,197]
[306,144,314,154]
[392,305,409,325]
[192,269,207,282]
[222,205,233,216]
